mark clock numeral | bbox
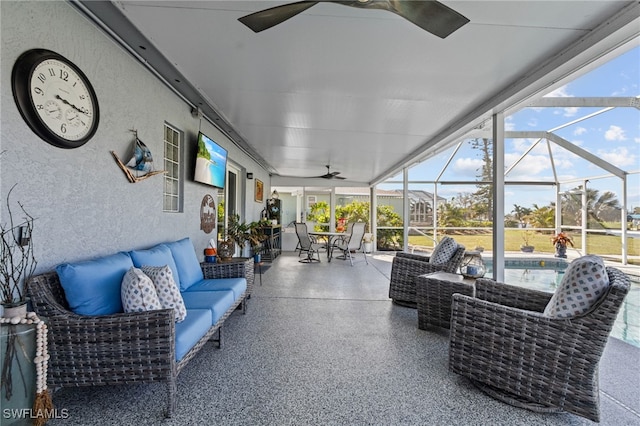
[36,104,44,110]
[60,123,67,134]
[33,87,44,96]
[48,68,56,77]
[37,73,46,84]
[59,69,69,82]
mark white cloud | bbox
[604,125,627,141]
[544,85,573,98]
[504,116,516,131]
[573,127,587,136]
[597,146,637,167]
[563,107,579,117]
[527,118,538,127]
[504,154,550,178]
[452,158,484,178]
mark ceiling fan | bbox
[317,165,346,180]
[238,0,469,39]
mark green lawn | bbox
[407,229,639,260]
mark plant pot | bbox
[1,302,27,319]
[520,245,535,253]
[217,240,235,261]
[254,253,261,263]
[555,243,567,258]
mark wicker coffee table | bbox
[416,271,475,330]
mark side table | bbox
[416,271,475,330]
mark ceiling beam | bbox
[525,97,640,108]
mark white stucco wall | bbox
[0,1,269,272]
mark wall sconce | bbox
[246,172,253,180]
[271,190,279,200]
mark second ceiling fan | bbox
[238,0,469,39]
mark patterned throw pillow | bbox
[142,265,187,322]
[121,267,163,313]
[543,255,610,318]
[429,236,459,265]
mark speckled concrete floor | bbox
[46,252,639,426]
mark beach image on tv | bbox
[194,132,227,188]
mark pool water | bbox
[483,258,640,348]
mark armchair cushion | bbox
[56,251,133,315]
[184,277,247,301]
[121,267,163,313]
[165,238,204,291]
[429,236,459,265]
[174,309,212,361]
[543,255,609,318]
[142,265,187,322]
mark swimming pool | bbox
[483,257,639,348]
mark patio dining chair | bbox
[448,260,630,423]
[388,236,465,307]
[333,222,368,266]
[294,222,323,263]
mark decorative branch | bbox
[1,184,37,305]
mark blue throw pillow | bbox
[165,238,204,291]
[57,252,133,315]
[129,244,180,285]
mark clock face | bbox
[12,49,100,148]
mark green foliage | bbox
[306,201,330,231]
[376,204,403,250]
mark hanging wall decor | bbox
[255,179,264,202]
[111,130,166,183]
[200,194,216,234]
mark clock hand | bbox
[55,95,88,116]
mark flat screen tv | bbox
[194,132,227,189]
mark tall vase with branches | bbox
[1,185,52,425]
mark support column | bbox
[492,113,505,282]
[403,167,409,252]
[370,185,377,252]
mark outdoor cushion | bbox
[174,308,212,361]
[181,290,235,324]
[543,255,610,318]
[121,267,162,313]
[57,251,133,315]
[142,265,187,322]
[184,277,247,300]
[165,238,204,291]
[429,236,459,265]
[129,244,180,285]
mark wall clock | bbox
[11,49,100,149]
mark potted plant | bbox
[363,233,373,253]
[520,230,535,253]
[248,220,270,263]
[552,231,573,258]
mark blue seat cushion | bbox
[165,238,204,291]
[184,278,247,300]
[174,308,212,361]
[181,290,235,324]
[129,244,180,285]
[56,252,133,315]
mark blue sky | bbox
[384,45,640,214]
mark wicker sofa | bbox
[27,238,252,417]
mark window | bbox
[163,124,182,212]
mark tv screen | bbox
[194,132,227,189]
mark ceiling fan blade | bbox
[387,0,469,39]
[238,1,319,33]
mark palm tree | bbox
[561,187,621,227]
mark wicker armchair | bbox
[388,246,466,307]
[448,267,630,422]
[27,259,250,418]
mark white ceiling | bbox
[79,1,639,185]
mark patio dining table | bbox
[309,231,346,262]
